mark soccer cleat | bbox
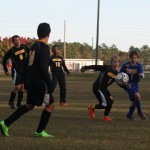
[60,102,68,106]
[137,112,146,120]
[126,114,136,121]
[88,105,95,119]
[34,130,54,138]
[102,116,113,122]
[8,102,15,109]
[0,120,9,137]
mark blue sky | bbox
[0,0,150,51]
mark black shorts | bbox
[12,69,24,85]
[93,85,113,107]
[26,78,54,106]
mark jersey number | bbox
[29,51,35,66]
[55,62,60,67]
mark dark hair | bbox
[52,45,58,52]
[37,23,51,38]
[129,51,139,58]
[52,45,59,55]
[11,35,20,42]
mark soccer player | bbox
[2,35,29,109]
[49,45,70,106]
[0,22,54,137]
[120,50,146,120]
[81,56,120,122]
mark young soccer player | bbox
[49,45,70,106]
[120,50,146,120]
[81,56,120,121]
[0,22,54,137]
[2,35,29,109]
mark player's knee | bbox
[135,93,140,100]
[45,103,55,112]
[26,104,35,110]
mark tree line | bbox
[0,37,150,65]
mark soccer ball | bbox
[115,72,129,87]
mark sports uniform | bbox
[120,61,143,101]
[2,44,29,108]
[120,59,146,120]
[0,23,55,137]
[3,45,29,85]
[27,41,54,106]
[49,47,70,105]
[81,64,118,121]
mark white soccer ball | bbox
[115,72,129,86]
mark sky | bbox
[0,0,150,52]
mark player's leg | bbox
[8,91,16,109]
[125,86,137,120]
[58,73,67,105]
[102,91,113,121]
[134,93,146,119]
[0,104,34,136]
[17,84,24,107]
[52,73,58,90]
[35,93,54,137]
[8,70,22,109]
[8,69,17,109]
[17,73,25,107]
[87,87,105,119]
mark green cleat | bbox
[34,130,54,138]
[0,120,9,137]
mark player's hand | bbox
[5,72,9,75]
[139,73,145,79]
[81,66,86,72]
[125,83,131,89]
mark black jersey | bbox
[2,45,29,73]
[49,55,69,73]
[84,65,118,90]
[27,42,53,93]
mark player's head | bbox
[37,23,51,39]
[129,50,139,65]
[11,35,21,48]
[52,45,59,55]
[110,55,120,69]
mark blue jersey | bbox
[120,61,143,84]
[120,61,143,101]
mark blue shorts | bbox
[124,83,139,101]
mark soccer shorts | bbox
[27,78,54,106]
[124,83,139,101]
[12,68,25,85]
[93,86,113,107]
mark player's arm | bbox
[138,63,145,79]
[2,49,12,75]
[81,65,107,72]
[39,46,53,93]
[62,58,70,75]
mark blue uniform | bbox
[120,61,143,101]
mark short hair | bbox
[12,35,20,42]
[110,55,120,64]
[37,23,51,38]
[129,50,139,58]
[52,45,58,52]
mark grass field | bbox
[0,73,150,150]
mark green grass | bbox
[0,73,150,150]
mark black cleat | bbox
[8,102,15,109]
